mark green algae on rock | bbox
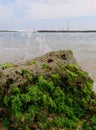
[0,63,14,70]
[0,50,96,130]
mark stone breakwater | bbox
[0,50,96,130]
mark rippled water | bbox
[0,31,96,81]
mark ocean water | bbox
[0,31,96,82]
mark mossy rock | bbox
[0,50,96,130]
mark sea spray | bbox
[35,31,51,55]
[23,30,33,62]
[23,29,51,62]
[0,30,51,64]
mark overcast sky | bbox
[0,0,96,30]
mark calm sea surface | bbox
[0,31,96,82]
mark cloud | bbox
[0,0,96,29]
[13,0,96,21]
[0,6,13,18]
[1,0,96,20]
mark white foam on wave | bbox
[36,36,51,54]
[22,30,51,62]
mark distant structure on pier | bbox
[67,20,69,31]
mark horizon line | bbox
[0,29,96,33]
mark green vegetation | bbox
[26,61,37,66]
[22,68,30,76]
[0,63,14,69]
[1,64,96,130]
[42,63,49,69]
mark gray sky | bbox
[0,0,96,30]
